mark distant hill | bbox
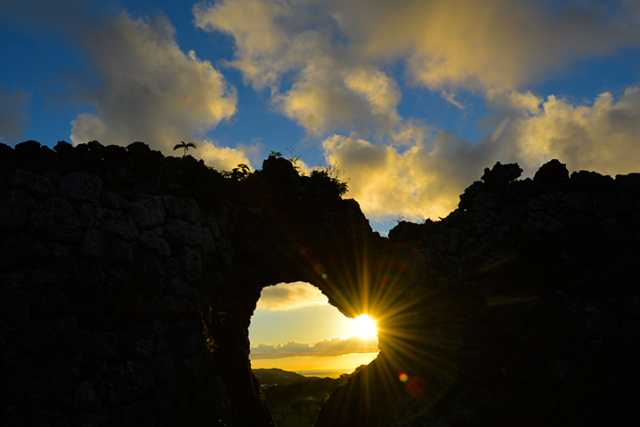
[253,368,311,386]
[253,367,347,424]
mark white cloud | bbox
[70,12,238,161]
[257,282,329,311]
[251,335,378,359]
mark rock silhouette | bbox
[2,140,639,426]
[317,159,640,427]
[1,140,377,427]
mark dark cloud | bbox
[0,86,30,143]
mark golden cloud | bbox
[257,282,329,311]
[327,87,640,223]
[331,0,640,91]
[195,140,261,171]
[323,133,495,220]
[492,87,640,175]
[196,0,640,131]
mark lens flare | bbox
[398,372,409,383]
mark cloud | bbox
[0,86,30,143]
[257,282,329,311]
[330,0,640,91]
[69,12,238,159]
[194,0,300,90]
[273,66,402,136]
[326,86,640,222]
[1,1,250,168]
[323,131,497,221]
[196,140,261,171]
[251,335,378,359]
[194,0,403,137]
[490,87,640,176]
[193,0,640,209]
[195,0,640,143]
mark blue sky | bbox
[3,1,640,233]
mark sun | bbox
[351,314,378,338]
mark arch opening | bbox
[249,282,380,425]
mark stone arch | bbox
[0,141,382,427]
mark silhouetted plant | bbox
[222,163,251,181]
[310,166,349,196]
[173,141,197,157]
[285,148,303,171]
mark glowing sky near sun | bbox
[249,282,379,372]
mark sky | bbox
[3,0,640,372]
[2,0,640,234]
[249,282,379,373]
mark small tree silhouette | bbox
[173,141,197,157]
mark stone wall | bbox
[0,140,378,427]
[4,140,639,427]
[317,160,640,427]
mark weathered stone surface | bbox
[101,192,132,211]
[202,226,216,253]
[105,167,137,188]
[162,218,203,248]
[73,381,103,412]
[81,228,134,264]
[97,207,139,240]
[179,246,202,283]
[132,196,165,229]
[99,361,155,406]
[153,382,190,425]
[65,330,119,358]
[152,354,179,384]
[57,171,103,202]
[138,231,171,258]
[0,234,51,269]
[0,189,36,231]
[8,169,54,198]
[162,195,202,224]
[73,201,97,228]
[30,196,81,243]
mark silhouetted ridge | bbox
[2,142,639,427]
